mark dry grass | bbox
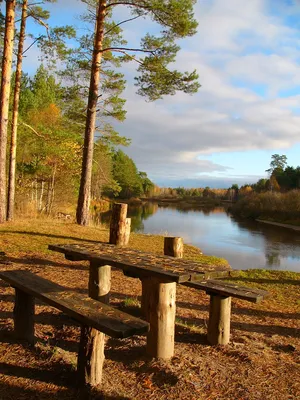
[0,218,299,400]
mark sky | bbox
[8,0,300,188]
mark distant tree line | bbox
[231,154,300,199]
[230,155,300,222]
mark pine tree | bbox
[76,0,200,225]
[6,0,76,220]
[6,0,28,221]
[0,0,16,223]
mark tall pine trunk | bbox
[76,0,106,226]
[7,0,28,221]
[0,0,16,224]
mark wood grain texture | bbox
[78,325,105,386]
[144,277,176,359]
[164,237,183,258]
[109,203,128,246]
[182,280,269,303]
[207,295,231,345]
[88,261,111,303]
[0,269,149,338]
[48,243,229,283]
[85,261,110,386]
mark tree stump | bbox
[14,288,35,345]
[207,294,231,345]
[164,237,183,258]
[109,203,130,246]
[144,277,176,359]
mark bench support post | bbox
[78,264,110,386]
[78,325,105,387]
[14,288,35,345]
[207,294,231,345]
[143,277,176,359]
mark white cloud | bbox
[113,0,300,186]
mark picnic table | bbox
[49,242,229,359]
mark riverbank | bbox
[0,218,299,399]
[257,219,300,231]
[139,196,223,209]
[230,190,300,227]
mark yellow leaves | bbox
[239,186,253,197]
[28,103,62,131]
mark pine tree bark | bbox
[76,0,106,226]
[7,0,28,221]
[0,0,16,223]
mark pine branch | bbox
[104,14,144,36]
[28,7,51,39]
[107,48,144,65]
[106,2,151,11]
[22,35,43,55]
[92,158,112,184]
[105,2,178,31]
[101,46,156,54]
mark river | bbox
[96,202,300,272]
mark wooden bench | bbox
[0,269,149,387]
[182,279,269,345]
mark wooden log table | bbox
[48,242,229,359]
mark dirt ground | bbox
[0,252,299,400]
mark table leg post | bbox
[140,278,151,320]
[145,278,176,360]
[88,262,111,303]
[207,294,231,345]
[14,288,35,345]
[77,262,111,386]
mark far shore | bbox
[257,219,300,231]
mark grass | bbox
[0,217,229,268]
[223,269,300,310]
[123,297,141,308]
[175,317,207,334]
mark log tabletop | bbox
[48,242,229,283]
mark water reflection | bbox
[93,202,300,272]
[93,202,159,232]
[230,215,300,269]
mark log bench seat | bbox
[182,279,269,345]
[0,269,149,387]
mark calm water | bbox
[97,203,300,272]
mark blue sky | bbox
[6,0,300,188]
